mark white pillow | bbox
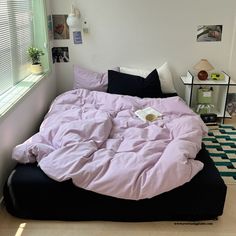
[120,62,176,93]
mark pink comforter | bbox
[13,89,208,200]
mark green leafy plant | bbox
[27,47,45,65]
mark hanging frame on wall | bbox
[196,25,223,42]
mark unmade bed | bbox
[3,67,227,221]
[4,144,227,221]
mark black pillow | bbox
[107,69,163,98]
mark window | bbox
[0,0,49,95]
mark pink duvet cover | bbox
[13,89,208,200]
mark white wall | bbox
[51,0,236,96]
[0,71,56,200]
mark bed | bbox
[3,65,227,221]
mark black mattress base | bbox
[4,146,227,221]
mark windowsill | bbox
[0,72,48,119]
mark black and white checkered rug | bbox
[202,124,236,184]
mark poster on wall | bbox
[52,47,69,63]
[47,15,53,41]
[226,93,236,117]
[197,25,223,42]
[52,15,69,40]
[73,31,83,44]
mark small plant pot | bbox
[30,64,43,75]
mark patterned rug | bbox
[202,124,236,184]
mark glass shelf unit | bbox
[180,71,236,123]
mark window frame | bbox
[0,0,51,118]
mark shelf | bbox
[191,106,230,118]
[181,70,234,124]
[181,71,236,86]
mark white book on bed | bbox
[135,107,163,122]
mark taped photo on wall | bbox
[226,93,236,117]
[52,15,69,40]
[52,47,69,63]
[197,25,223,42]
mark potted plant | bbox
[27,47,45,75]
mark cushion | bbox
[107,69,163,98]
[120,62,176,93]
[73,65,119,92]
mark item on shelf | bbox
[200,113,217,123]
[210,73,225,80]
[193,59,214,80]
[197,87,213,104]
[196,104,214,114]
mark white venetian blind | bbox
[0,0,33,95]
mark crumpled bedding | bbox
[12,89,208,200]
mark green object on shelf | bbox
[197,87,213,104]
[197,106,208,114]
[196,104,214,114]
[210,73,225,80]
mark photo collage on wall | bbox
[47,13,83,64]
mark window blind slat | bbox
[0,0,33,94]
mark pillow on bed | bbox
[120,62,176,94]
[107,69,163,98]
[73,65,119,92]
